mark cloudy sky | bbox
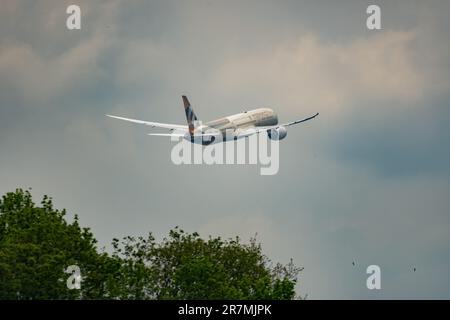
[1,0,449,299]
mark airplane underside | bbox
[186,131,248,145]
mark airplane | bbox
[106,96,319,145]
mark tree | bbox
[0,188,102,299]
[0,189,302,299]
[107,228,301,299]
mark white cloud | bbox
[211,31,429,117]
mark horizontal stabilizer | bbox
[148,133,186,137]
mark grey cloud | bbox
[1,0,449,299]
[330,100,450,177]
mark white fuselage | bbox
[186,108,278,145]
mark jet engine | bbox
[267,126,287,140]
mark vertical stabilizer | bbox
[182,95,198,135]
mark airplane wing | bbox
[281,112,319,127]
[106,114,188,131]
[236,112,319,138]
[148,131,219,137]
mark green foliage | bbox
[104,228,301,299]
[0,189,301,299]
[0,189,100,299]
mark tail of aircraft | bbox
[182,95,198,135]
